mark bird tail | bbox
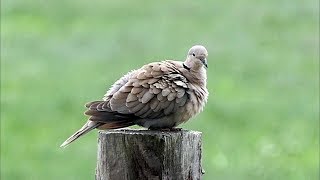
[60,121,101,148]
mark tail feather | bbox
[61,100,139,148]
[60,121,101,148]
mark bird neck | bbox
[184,57,203,72]
[182,61,207,87]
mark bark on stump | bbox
[96,129,203,180]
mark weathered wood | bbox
[96,129,203,180]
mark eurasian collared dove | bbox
[60,45,209,148]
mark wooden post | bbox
[96,129,203,180]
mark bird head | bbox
[185,45,208,70]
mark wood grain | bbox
[96,129,203,180]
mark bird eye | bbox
[192,53,195,57]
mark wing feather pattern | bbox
[85,61,189,123]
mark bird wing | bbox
[85,61,189,122]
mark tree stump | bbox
[96,129,203,180]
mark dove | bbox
[60,45,209,148]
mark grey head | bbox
[184,45,209,70]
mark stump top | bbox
[98,128,202,136]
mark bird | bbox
[60,45,209,148]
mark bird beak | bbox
[202,58,208,68]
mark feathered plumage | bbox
[60,45,209,147]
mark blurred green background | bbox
[1,0,319,179]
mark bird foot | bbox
[148,127,183,131]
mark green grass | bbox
[1,0,319,179]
